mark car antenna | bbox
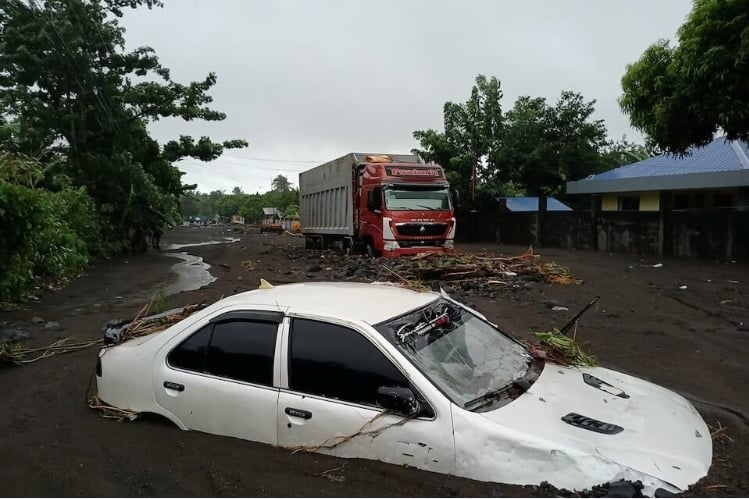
[560,296,600,337]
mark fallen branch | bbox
[290,411,414,453]
[87,395,139,422]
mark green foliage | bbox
[414,76,614,200]
[0,154,95,300]
[0,0,247,251]
[413,75,504,203]
[150,288,168,314]
[620,0,749,153]
[0,0,247,300]
[179,175,300,224]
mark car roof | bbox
[217,281,439,325]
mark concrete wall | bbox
[460,206,749,260]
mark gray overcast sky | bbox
[120,0,692,193]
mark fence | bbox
[457,207,749,260]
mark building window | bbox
[694,193,705,209]
[673,194,690,210]
[617,196,640,211]
[713,193,733,208]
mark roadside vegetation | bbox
[0,0,246,300]
[0,0,743,301]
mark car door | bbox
[153,310,283,446]
[276,317,455,474]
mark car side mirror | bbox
[376,386,421,416]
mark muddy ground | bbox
[1,224,747,497]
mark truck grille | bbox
[395,223,448,237]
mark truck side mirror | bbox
[367,189,375,211]
[451,189,460,208]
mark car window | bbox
[205,320,278,386]
[168,323,212,372]
[288,318,409,406]
[168,319,278,387]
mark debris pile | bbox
[381,247,580,287]
[103,302,205,345]
[1,303,205,369]
[528,328,597,367]
[0,337,101,367]
[276,246,580,300]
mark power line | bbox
[220,152,322,164]
[180,156,309,173]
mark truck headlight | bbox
[384,241,399,251]
[444,240,454,249]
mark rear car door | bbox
[277,317,455,474]
[153,310,283,445]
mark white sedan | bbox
[96,282,711,495]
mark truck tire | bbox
[366,242,378,259]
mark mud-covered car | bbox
[96,282,711,495]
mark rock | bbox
[551,306,569,312]
[31,316,45,324]
[306,264,322,273]
[0,328,28,342]
[43,321,62,331]
[544,300,566,309]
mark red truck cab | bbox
[355,161,456,257]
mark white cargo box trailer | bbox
[299,152,424,237]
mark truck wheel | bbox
[366,242,377,259]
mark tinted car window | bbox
[205,320,278,386]
[289,319,408,406]
[168,324,212,371]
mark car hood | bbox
[478,364,712,491]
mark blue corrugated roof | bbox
[498,197,572,212]
[590,137,749,181]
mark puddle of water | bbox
[164,237,240,251]
[163,252,217,295]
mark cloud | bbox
[121,0,691,192]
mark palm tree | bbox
[271,174,292,193]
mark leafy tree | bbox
[0,0,247,251]
[620,0,749,153]
[413,75,504,204]
[601,136,654,168]
[271,174,292,193]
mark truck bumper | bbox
[381,240,455,257]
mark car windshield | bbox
[375,299,530,408]
[384,186,450,211]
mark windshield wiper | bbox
[463,377,532,410]
[415,204,438,210]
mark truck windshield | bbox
[384,186,450,211]
[375,299,531,408]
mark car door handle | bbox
[285,407,312,419]
[163,381,185,392]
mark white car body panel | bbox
[96,282,712,494]
[453,365,711,494]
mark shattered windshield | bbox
[375,299,531,408]
[384,186,450,211]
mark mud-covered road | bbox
[1,225,747,497]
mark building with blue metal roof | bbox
[566,137,749,212]
[496,196,572,212]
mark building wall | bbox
[640,191,660,211]
[601,191,659,211]
[461,207,749,260]
[601,188,743,212]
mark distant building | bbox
[496,196,572,212]
[566,136,749,211]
